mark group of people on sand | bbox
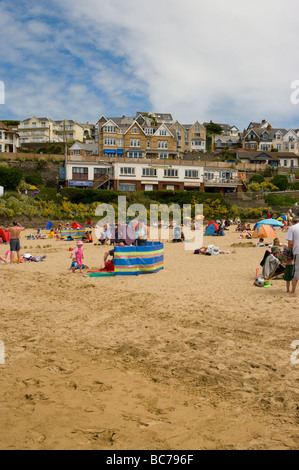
[236,223,253,239]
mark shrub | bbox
[36,188,61,203]
[271,174,289,191]
[289,181,299,190]
[249,174,265,184]
[25,173,43,188]
[264,194,296,207]
[0,167,23,190]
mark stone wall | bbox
[0,158,63,187]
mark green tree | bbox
[206,122,223,135]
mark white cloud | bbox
[1,0,299,128]
[58,0,299,127]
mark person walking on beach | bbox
[6,222,25,264]
[286,216,299,295]
[72,240,84,273]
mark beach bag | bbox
[207,245,220,256]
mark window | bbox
[251,143,256,149]
[94,168,106,177]
[291,160,294,167]
[73,149,81,155]
[128,151,143,158]
[159,154,168,159]
[185,170,199,178]
[192,141,203,147]
[131,127,139,134]
[164,169,178,177]
[158,141,168,149]
[72,167,88,180]
[277,144,281,151]
[104,138,116,146]
[118,139,124,147]
[120,167,136,175]
[159,130,167,136]
[32,122,36,127]
[130,139,140,147]
[284,160,287,167]
[147,140,150,149]
[119,184,136,191]
[145,128,154,135]
[291,144,295,150]
[142,168,157,177]
[195,125,199,132]
[194,133,201,137]
[104,125,116,133]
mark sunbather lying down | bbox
[194,246,236,256]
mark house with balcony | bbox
[18,117,62,144]
[54,120,84,143]
[0,121,19,153]
[18,117,85,144]
[64,155,246,194]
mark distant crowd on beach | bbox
[1,210,299,295]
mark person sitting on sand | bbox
[254,238,265,247]
[83,231,93,243]
[239,231,252,239]
[101,248,115,271]
[0,250,11,264]
[97,223,112,245]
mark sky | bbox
[0,0,299,130]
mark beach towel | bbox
[262,254,280,279]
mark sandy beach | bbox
[0,226,298,450]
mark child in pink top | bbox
[72,240,84,273]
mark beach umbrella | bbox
[254,219,284,229]
[195,215,205,220]
[277,215,287,222]
[252,225,278,239]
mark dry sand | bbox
[0,226,298,450]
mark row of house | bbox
[1,114,299,159]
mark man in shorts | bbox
[286,216,299,295]
[6,222,25,264]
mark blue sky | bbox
[0,0,299,130]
